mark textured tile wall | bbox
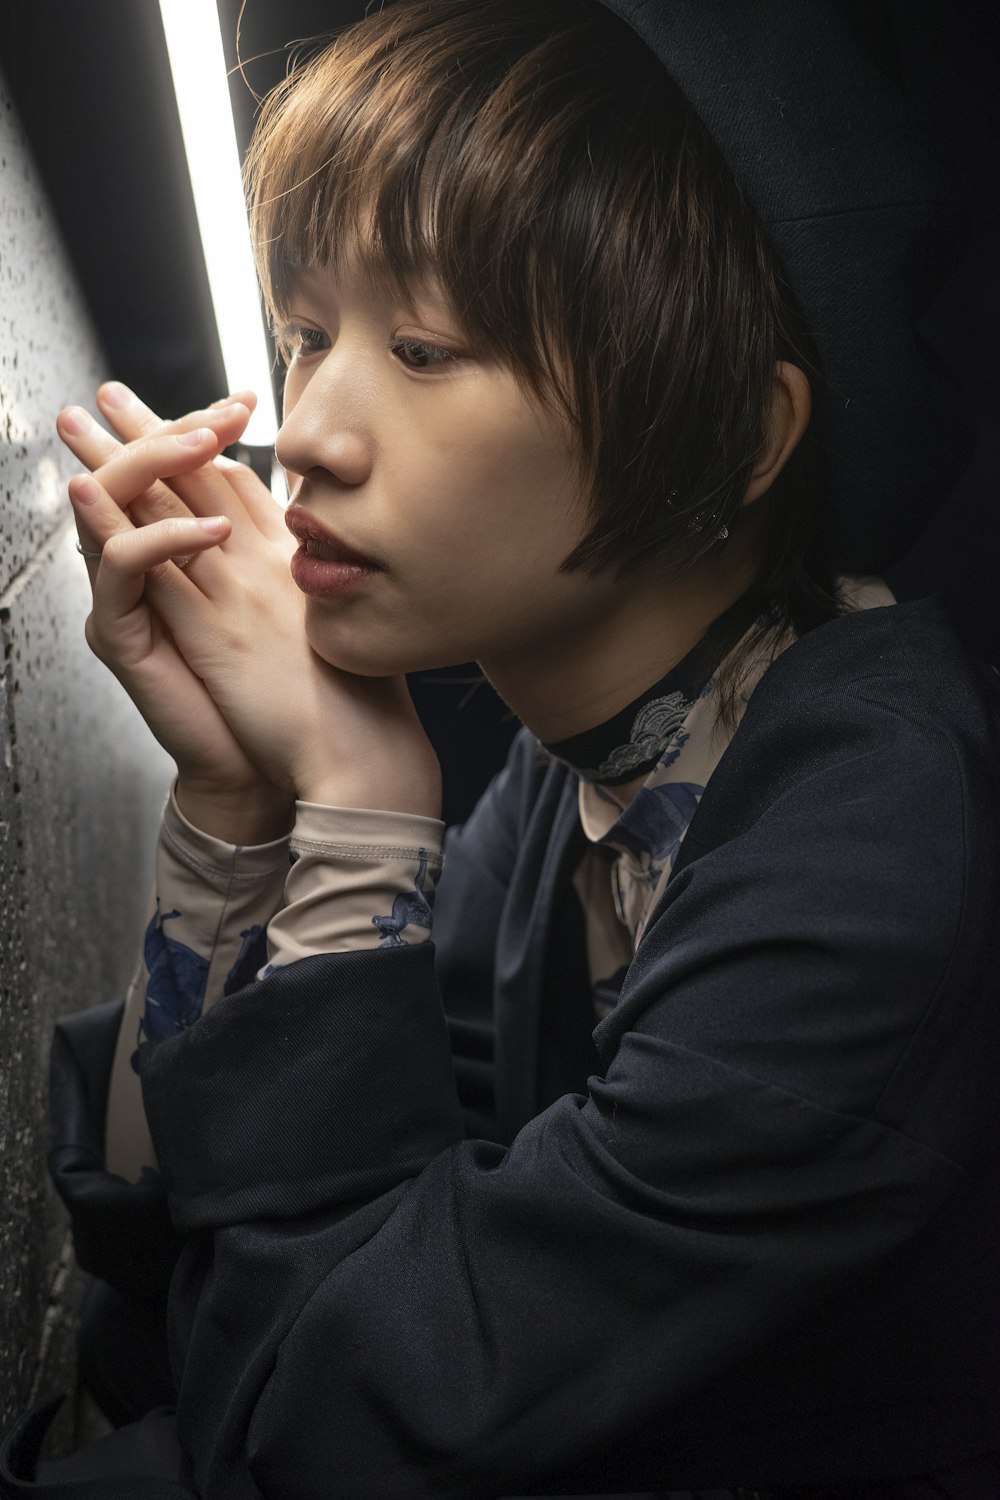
[0,76,172,1444]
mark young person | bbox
[4,1,999,1495]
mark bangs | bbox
[244,0,662,426]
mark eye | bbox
[388,336,458,372]
[277,324,329,361]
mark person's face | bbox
[275,254,626,681]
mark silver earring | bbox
[688,513,730,542]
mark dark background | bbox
[0,0,996,819]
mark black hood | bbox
[595,0,976,572]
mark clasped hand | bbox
[57,385,441,843]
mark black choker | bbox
[543,593,761,785]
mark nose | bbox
[274,357,373,490]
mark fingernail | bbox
[69,474,100,506]
[176,428,212,447]
[100,381,132,408]
[60,406,92,435]
[197,516,228,534]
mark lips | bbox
[285,506,384,599]
[284,506,383,570]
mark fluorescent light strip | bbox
[159,0,278,446]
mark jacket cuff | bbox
[48,1001,181,1300]
[138,945,464,1232]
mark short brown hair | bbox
[246,0,837,633]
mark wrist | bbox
[175,778,295,844]
[297,760,442,821]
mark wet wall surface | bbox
[0,78,172,1444]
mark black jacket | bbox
[4,600,1000,1497]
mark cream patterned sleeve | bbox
[263,803,444,970]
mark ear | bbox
[742,361,812,506]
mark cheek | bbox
[407,404,586,563]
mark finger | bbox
[98,414,258,534]
[90,427,237,511]
[58,401,251,480]
[69,470,230,613]
[209,389,258,412]
[95,381,258,442]
[58,404,196,532]
[94,390,271,538]
[58,405,167,552]
[211,455,294,546]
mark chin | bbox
[305,617,462,678]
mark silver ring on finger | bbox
[75,541,102,560]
